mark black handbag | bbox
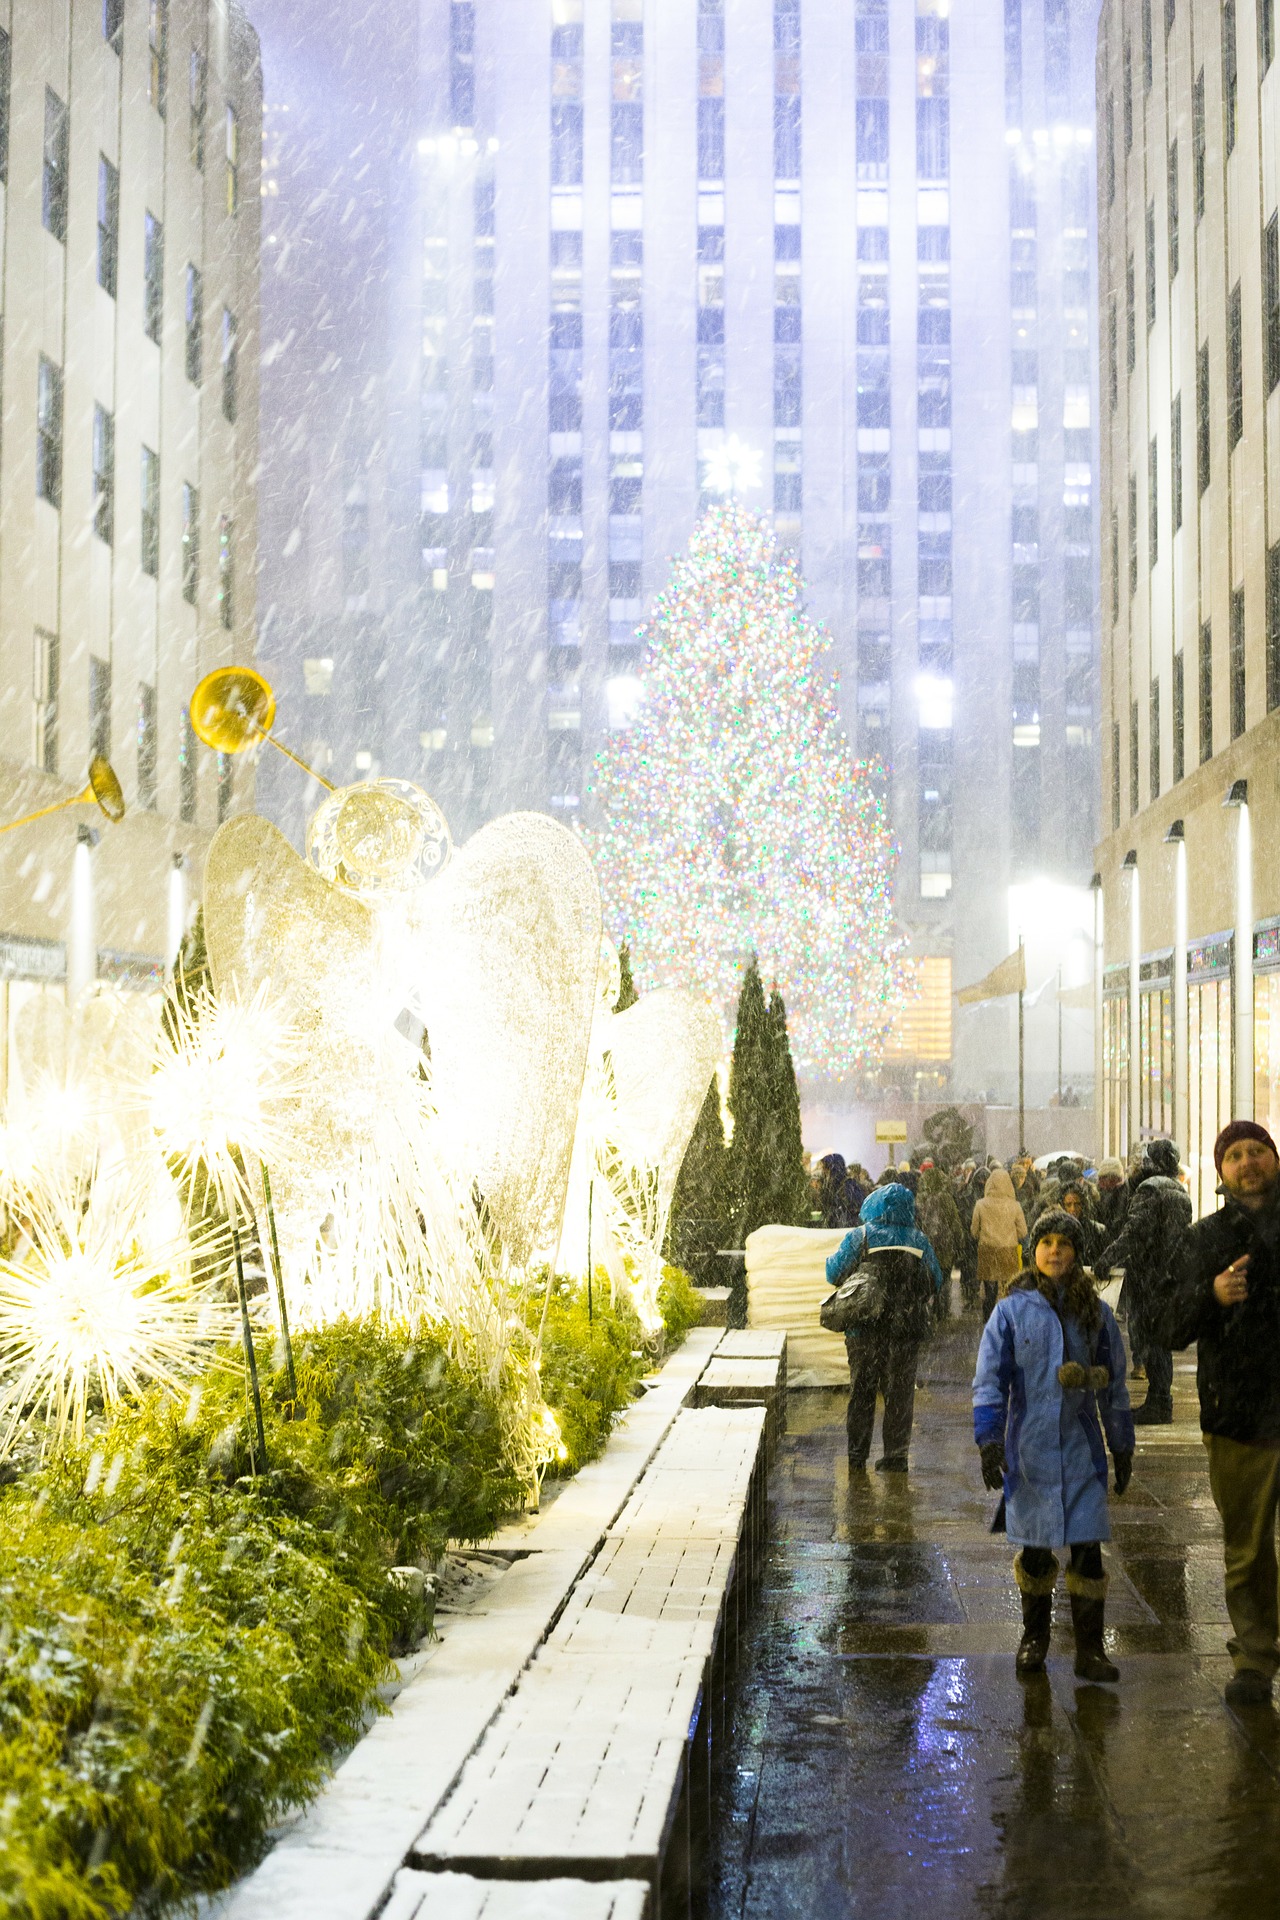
[821,1257,888,1333]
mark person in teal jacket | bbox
[972,1207,1134,1682]
[826,1183,945,1473]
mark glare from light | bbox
[702,435,763,497]
[915,673,953,730]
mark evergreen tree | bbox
[726,959,809,1244]
[666,1077,729,1285]
[614,940,639,1012]
[588,503,909,1076]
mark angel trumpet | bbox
[0,756,126,837]
[188,665,334,790]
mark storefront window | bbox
[1255,968,1280,1141]
[1138,983,1173,1139]
[1188,971,1232,1217]
[1103,990,1129,1161]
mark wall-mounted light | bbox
[1121,848,1138,869]
[1163,818,1185,843]
[1224,778,1249,808]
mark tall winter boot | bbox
[1013,1550,1058,1675]
[1067,1566,1119,1682]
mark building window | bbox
[221,309,238,422]
[1230,586,1246,737]
[916,98,948,179]
[218,516,234,629]
[89,655,111,762]
[1150,676,1160,800]
[1173,647,1185,782]
[36,357,63,508]
[43,90,68,242]
[1128,472,1138,595]
[1266,216,1280,394]
[185,266,203,384]
[149,0,169,116]
[1148,438,1158,567]
[103,0,124,52]
[137,683,158,810]
[1199,618,1213,761]
[1125,255,1136,372]
[179,708,197,823]
[1223,0,1238,154]
[140,446,160,577]
[216,750,232,824]
[1193,70,1206,220]
[35,629,59,776]
[450,2,475,128]
[0,30,9,186]
[1145,204,1157,329]
[225,105,239,214]
[181,482,199,604]
[1197,341,1211,493]
[144,213,164,344]
[1263,0,1276,75]
[1130,698,1140,815]
[1167,141,1179,280]
[1111,719,1121,829]
[1108,298,1118,411]
[97,157,119,296]
[1171,393,1182,530]
[1228,282,1243,450]
[92,405,114,545]
[1141,0,1153,87]
[189,48,207,168]
[1269,541,1280,712]
[1105,94,1115,205]
[1123,38,1133,152]
[1110,507,1120,621]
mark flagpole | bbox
[1018,938,1025,1156]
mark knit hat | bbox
[1097,1156,1125,1181]
[1029,1206,1085,1260]
[1143,1138,1182,1178]
[1213,1120,1279,1174]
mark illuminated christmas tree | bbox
[587,504,909,1078]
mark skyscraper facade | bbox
[0,0,261,1064]
[1095,0,1280,1211]
[259,0,1101,1101]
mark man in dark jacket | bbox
[1164,1120,1280,1707]
[1095,1137,1191,1424]
[826,1183,944,1474]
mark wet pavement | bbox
[708,1305,1280,1919]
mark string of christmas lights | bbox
[587,504,913,1079]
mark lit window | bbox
[304,657,334,696]
[606,674,644,729]
[354,749,373,771]
[915,672,953,729]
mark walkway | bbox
[708,1309,1280,1920]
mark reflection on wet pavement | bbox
[708,1314,1280,1919]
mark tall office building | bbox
[259,0,1100,1101]
[0,0,261,1072]
[1096,0,1280,1210]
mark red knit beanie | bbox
[1213,1120,1279,1174]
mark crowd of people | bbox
[817,1123,1280,1707]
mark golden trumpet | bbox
[0,756,126,838]
[189,665,334,790]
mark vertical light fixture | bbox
[1164,820,1187,1154]
[69,825,98,1001]
[1123,848,1139,1156]
[167,852,187,970]
[1224,779,1252,1118]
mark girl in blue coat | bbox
[972,1207,1135,1681]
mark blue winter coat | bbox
[826,1183,946,1292]
[972,1283,1134,1548]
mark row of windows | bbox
[35,354,233,619]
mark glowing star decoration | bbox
[561,943,721,1328]
[586,503,912,1076]
[701,435,763,498]
[143,981,299,1222]
[0,1165,235,1457]
[410,812,603,1274]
